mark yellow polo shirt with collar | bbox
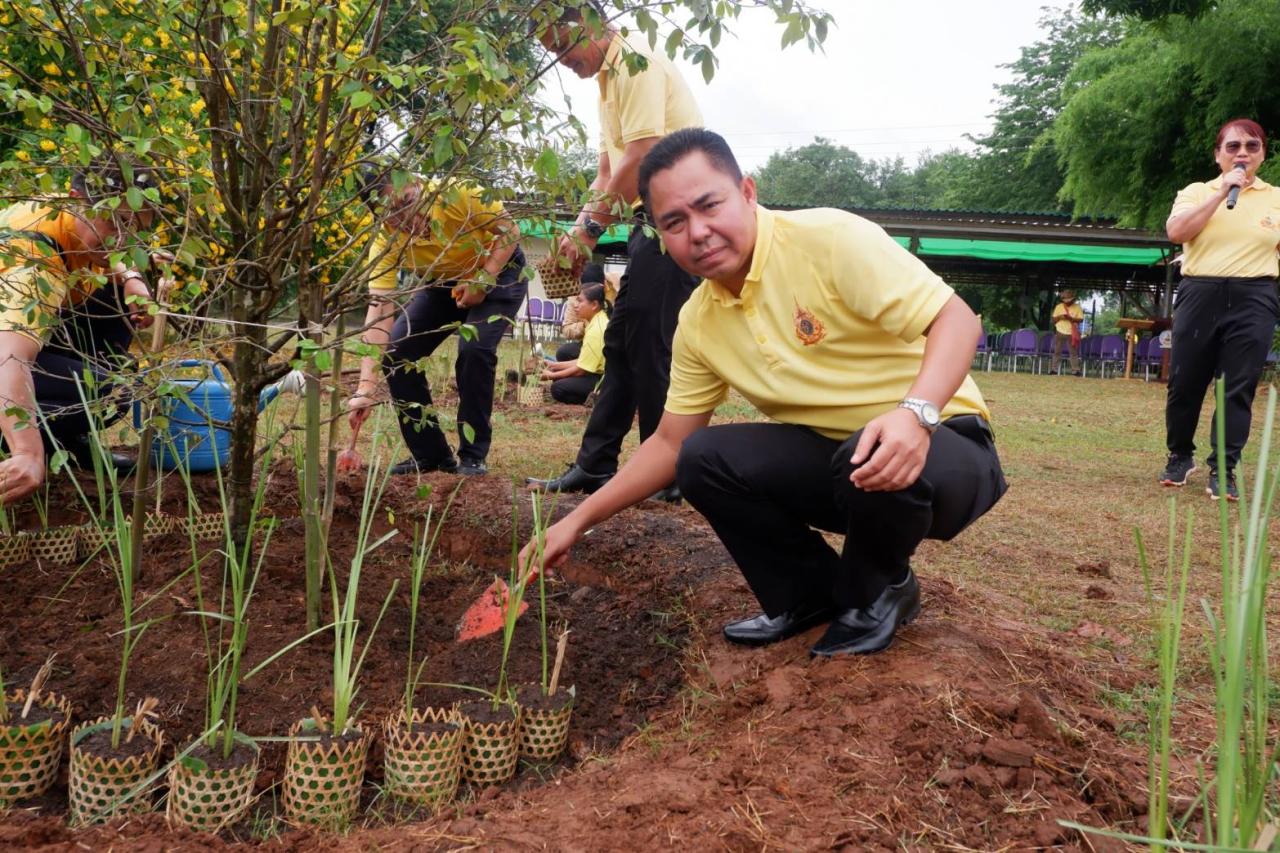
[597,33,702,205]
[1052,302,1083,335]
[665,206,990,439]
[578,310,608,375]
[367,183,508,293]
[0,201,104,344]
[1170,176,1280,278]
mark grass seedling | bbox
[403,484,460,720]
[326,411,400,736]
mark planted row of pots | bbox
[0,512,227,568]
[0,685,573,832]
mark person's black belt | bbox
[1181,274,1278,285]
[943,414,995,443]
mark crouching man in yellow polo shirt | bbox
[522,129,1007,657]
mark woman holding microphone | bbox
[1161,118,1280,500]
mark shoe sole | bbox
[810,601,922,658]
[1206,489,1239,502]
[1159,465,1197,487]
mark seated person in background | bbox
[558,262,605,341]
[0,156,162,503]
[544,279,610,405]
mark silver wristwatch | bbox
[898,397,941,433]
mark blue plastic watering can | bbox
[133,360,284,472]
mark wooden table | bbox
[1117,318,1155,380]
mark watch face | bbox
[922,403,941,426]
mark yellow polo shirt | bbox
[368,183,508,292]
[597,34,702,204]
[666,206,990,439]
[1170,176,1280,278]
[1052,302,1083,335]
[0,201,103,344]
[578,310,607,375]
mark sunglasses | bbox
[1223,140,1263,154]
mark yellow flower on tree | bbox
[38,139,56,152]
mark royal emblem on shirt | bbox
[793,302,826,346]
[1261,214,1280,231]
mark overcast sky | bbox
[539,1,1059,174]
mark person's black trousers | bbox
[1165,276,1279,471]
[575,219,699,475]
[382,250,527,465]
[31,285,134,454]
[550,373,600,405]
[676,417,1007,614]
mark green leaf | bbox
[125,186,144,211]
[461,422,476,444]
[180,754,209,773]
[348,90,373,109]
[534,148,559,181]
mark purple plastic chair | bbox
[1006,328,1039,373]
[973,328,992,372]
[1098,335,1125,378]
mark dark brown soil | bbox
[0,701,63,730]
[183,740,256,772]
[0,463,1167,849]
[403,721,457,739]
[516,683,572,712]
[74,725,158,761]
[292,724,366,753]
[458,699,518,727]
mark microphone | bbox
[1227,162,1246,210]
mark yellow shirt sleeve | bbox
[828,217,954,343]
[367,231,399,293]
[577,312,607,375]
[665,301,730,415]
[613,54,670,145]
[1170,182,1207,218]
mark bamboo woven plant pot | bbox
[383,707,463,807]
[459,700,521,787]
[68,716,165,825]
[282,718,368,829]
[181,512,225,541]
[28,526,79,564]
[126,513,175,541]
[536,256,580,300]
[166,733,259,833]
[518,380,547,407]
[0,531,29,569]
[516,685,574,763]
[0,688,72,804]
[77,524,111,560]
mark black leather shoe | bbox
[526,463,612,494]
[810,571,921,658]
[649,484,683,503]
[390,454,459,476]
[723,603,836,647]
[457,459,488,477]
[63,435,136,473]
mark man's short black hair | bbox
[638,128,743,211]
[579,261,605,285]
[71,154,159,205]
[357,164,394,209]
[530,1,606,37]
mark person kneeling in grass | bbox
[543,279,610,405]
[521,129,1007,657]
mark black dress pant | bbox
[382,250,526,465]
[31,285,134,454]
[575,219,699,475]
[550,373,600,405]
[676,417,1007,614]
[1165,276,1279,471]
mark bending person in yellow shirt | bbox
[346,173,524,477]
[543,279,609,405]
[521,130,1007,658]
[0,156,162,503]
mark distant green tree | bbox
[1081,0,1217,19]
[1054,0,1280,229]
[955,6,1121,213]
[753,137,894,207]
